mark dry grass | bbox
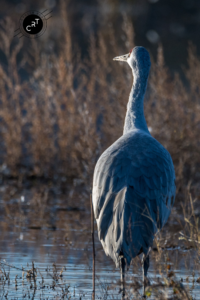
[0,4,199,206]
[1,6,200,298]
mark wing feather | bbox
[92,130,176,266]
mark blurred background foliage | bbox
[0,0,199,204]
[1,0,200,72]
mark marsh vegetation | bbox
[0,1,200,299]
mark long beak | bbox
[113,53,129,62]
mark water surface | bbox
[0,182,200,299]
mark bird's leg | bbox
[120,256,125,300]
[142,254,150,297]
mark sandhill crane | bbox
[92,46,176,298]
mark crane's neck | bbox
[123,72,150,135]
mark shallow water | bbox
[0,182,200,299]
[1,224,200,299]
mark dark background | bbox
[1,0,200,73]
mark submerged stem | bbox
[120,256,125,300]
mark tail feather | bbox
[97,186,157,267]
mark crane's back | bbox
[93,129,176,267]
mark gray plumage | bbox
[92,47,176,272]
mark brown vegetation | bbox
[0,4,199,206]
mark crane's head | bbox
[113,46,151,78]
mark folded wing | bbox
[92,130,176,266]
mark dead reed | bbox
[0,4,199,207]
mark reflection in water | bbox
[0,182,200,299]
